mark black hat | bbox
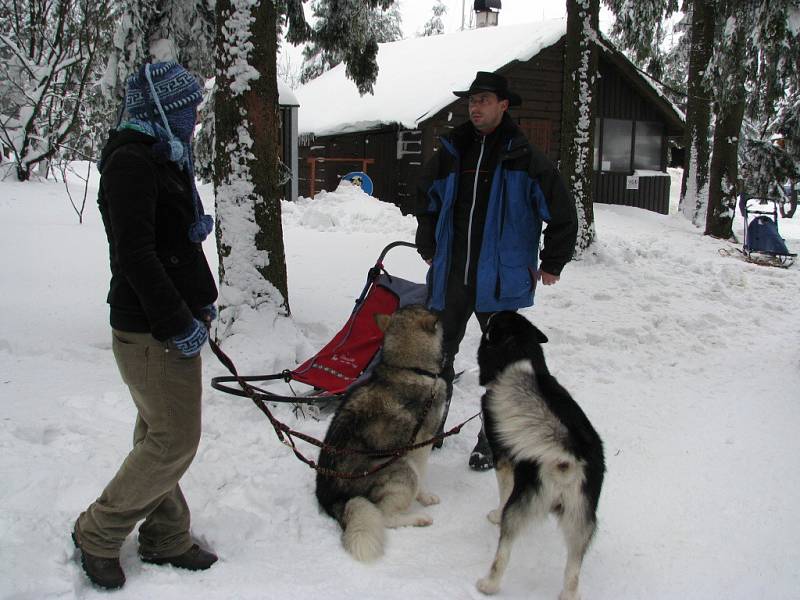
[453,71,521,107]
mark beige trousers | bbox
[76,329,202,558]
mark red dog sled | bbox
[210,241,427,404]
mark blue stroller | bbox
[739,194,796,268]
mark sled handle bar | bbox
[375,240,417,265]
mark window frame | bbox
[594,117,665,174]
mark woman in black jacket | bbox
[72,62,218,589]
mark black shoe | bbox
[468,431,494,471]
[72,526,126,590]
[141,543,218,571]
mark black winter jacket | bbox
[97,129,218,340]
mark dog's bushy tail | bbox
[341,497,385,561]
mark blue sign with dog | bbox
[342,171,374,196]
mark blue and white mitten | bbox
[171,319,208,357]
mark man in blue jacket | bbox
[415,71,578,470]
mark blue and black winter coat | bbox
[415,113,577,313]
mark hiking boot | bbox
[72,526,125,590]
[141,543,218,571]
[468,429,494,471]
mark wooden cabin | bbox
[295,20,684,215]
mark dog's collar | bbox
[384,364,441,379]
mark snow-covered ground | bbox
[1,167,799,599]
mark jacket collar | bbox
[98,128,156,173]
[444,112,527,159]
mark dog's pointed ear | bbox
[421,312,439,334]
[374,313,392,332]
[532,325,548,344]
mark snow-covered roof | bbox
[296,19,567,137]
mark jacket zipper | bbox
[464,135,486,285]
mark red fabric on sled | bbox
[291,284,400,393]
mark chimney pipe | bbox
[474,0,501,28]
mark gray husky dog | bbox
[315,304,447,562]
[476,311,605,600]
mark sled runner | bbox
[738,194,796,268]
[210,241,428,405]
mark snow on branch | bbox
[0,0,110,181]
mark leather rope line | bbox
[206,332,481,480]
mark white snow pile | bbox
[1,171,800,599]
[282,180,417,234]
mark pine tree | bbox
[680,0,715,226]
[561,0,600,254]
[102,0,215,100]
[771,95,800,217]
[419,0,447,37]
[602,0,714,226]
[705,1,800,239]
[604,0,681,77]
[300,0,402,85]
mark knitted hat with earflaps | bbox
[125,62,203,119]
[123,62,212,243]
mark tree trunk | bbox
[705,7,747,240]
[16,164,30,182]
[560,0,599,255]
[213,0,290,332]
[706,97,745,239]
[679,0,715,225]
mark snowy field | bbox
[1,167,799,599]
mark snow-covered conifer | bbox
[705,1,799,239]
[419,0,447,37]
[102,0,215,101]
[300,0,402,88]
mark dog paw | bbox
[487,509,502,524]
[476,577,500,595]
[558,591,580,600]
[413,514,433,527]
[416,491,440,506]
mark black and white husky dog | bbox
[475,311,605,600]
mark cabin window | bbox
[599,118,633,172]
[633,121,663,170]
[594,118,664,173]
